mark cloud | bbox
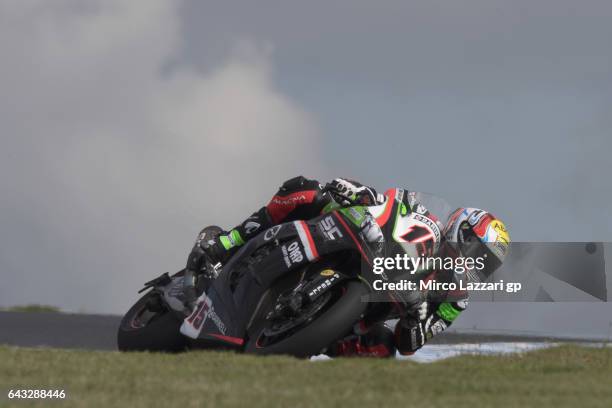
[0,1,325,313]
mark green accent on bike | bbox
[400,203,408,216]
[437,302,461,322]
[322,201,341,214]
[338,206,367,227]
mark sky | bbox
[182,0,612,242]
[1,1,611,334]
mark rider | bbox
[184,176,510,357]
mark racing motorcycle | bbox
[117,191,452,357]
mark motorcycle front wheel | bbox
[244,279,368,357]
[117,291,187,352]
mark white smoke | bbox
[0,1,326,313]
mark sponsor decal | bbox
[319,216,344,240]
[281,241,304,268]
[267,191,317,223]
[244,221,260,235]
[491,220,509,241]
[348,207,364,223]
[263,225,282,241]
[270,194,308,206]
[412,213,441,243]
[395,188,405,202]
[477,219,510,255]
[493,240,509,258]
[415,204,428,215]
[207,307,227,335]
[490,221,510,259]
[361,216,384,244]
[406,191,417,206]
[308,273,340,297]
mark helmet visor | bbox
[459,226,503,282]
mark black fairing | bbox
[192,213,360,345]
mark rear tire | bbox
[245,280,367,357]
[117,292,187,352]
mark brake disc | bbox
[263,291,332,337]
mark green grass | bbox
[1,305,61,313]
[1,345,611,408]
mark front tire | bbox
[117,292,187,352]
[245,280,368,357]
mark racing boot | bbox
[183,226,225,311]
[190,226,248,269]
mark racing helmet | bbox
[443,208,510,282]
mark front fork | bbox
[268,269,348,319]
[183,261,223,314]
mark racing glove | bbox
[392,294,429,352]
[186,226,232,272]
[396,301,464,354]
[325,178,382,207]
[396,318,427,353]
[389,285,427,319]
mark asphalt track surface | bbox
[1,311,596,351]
